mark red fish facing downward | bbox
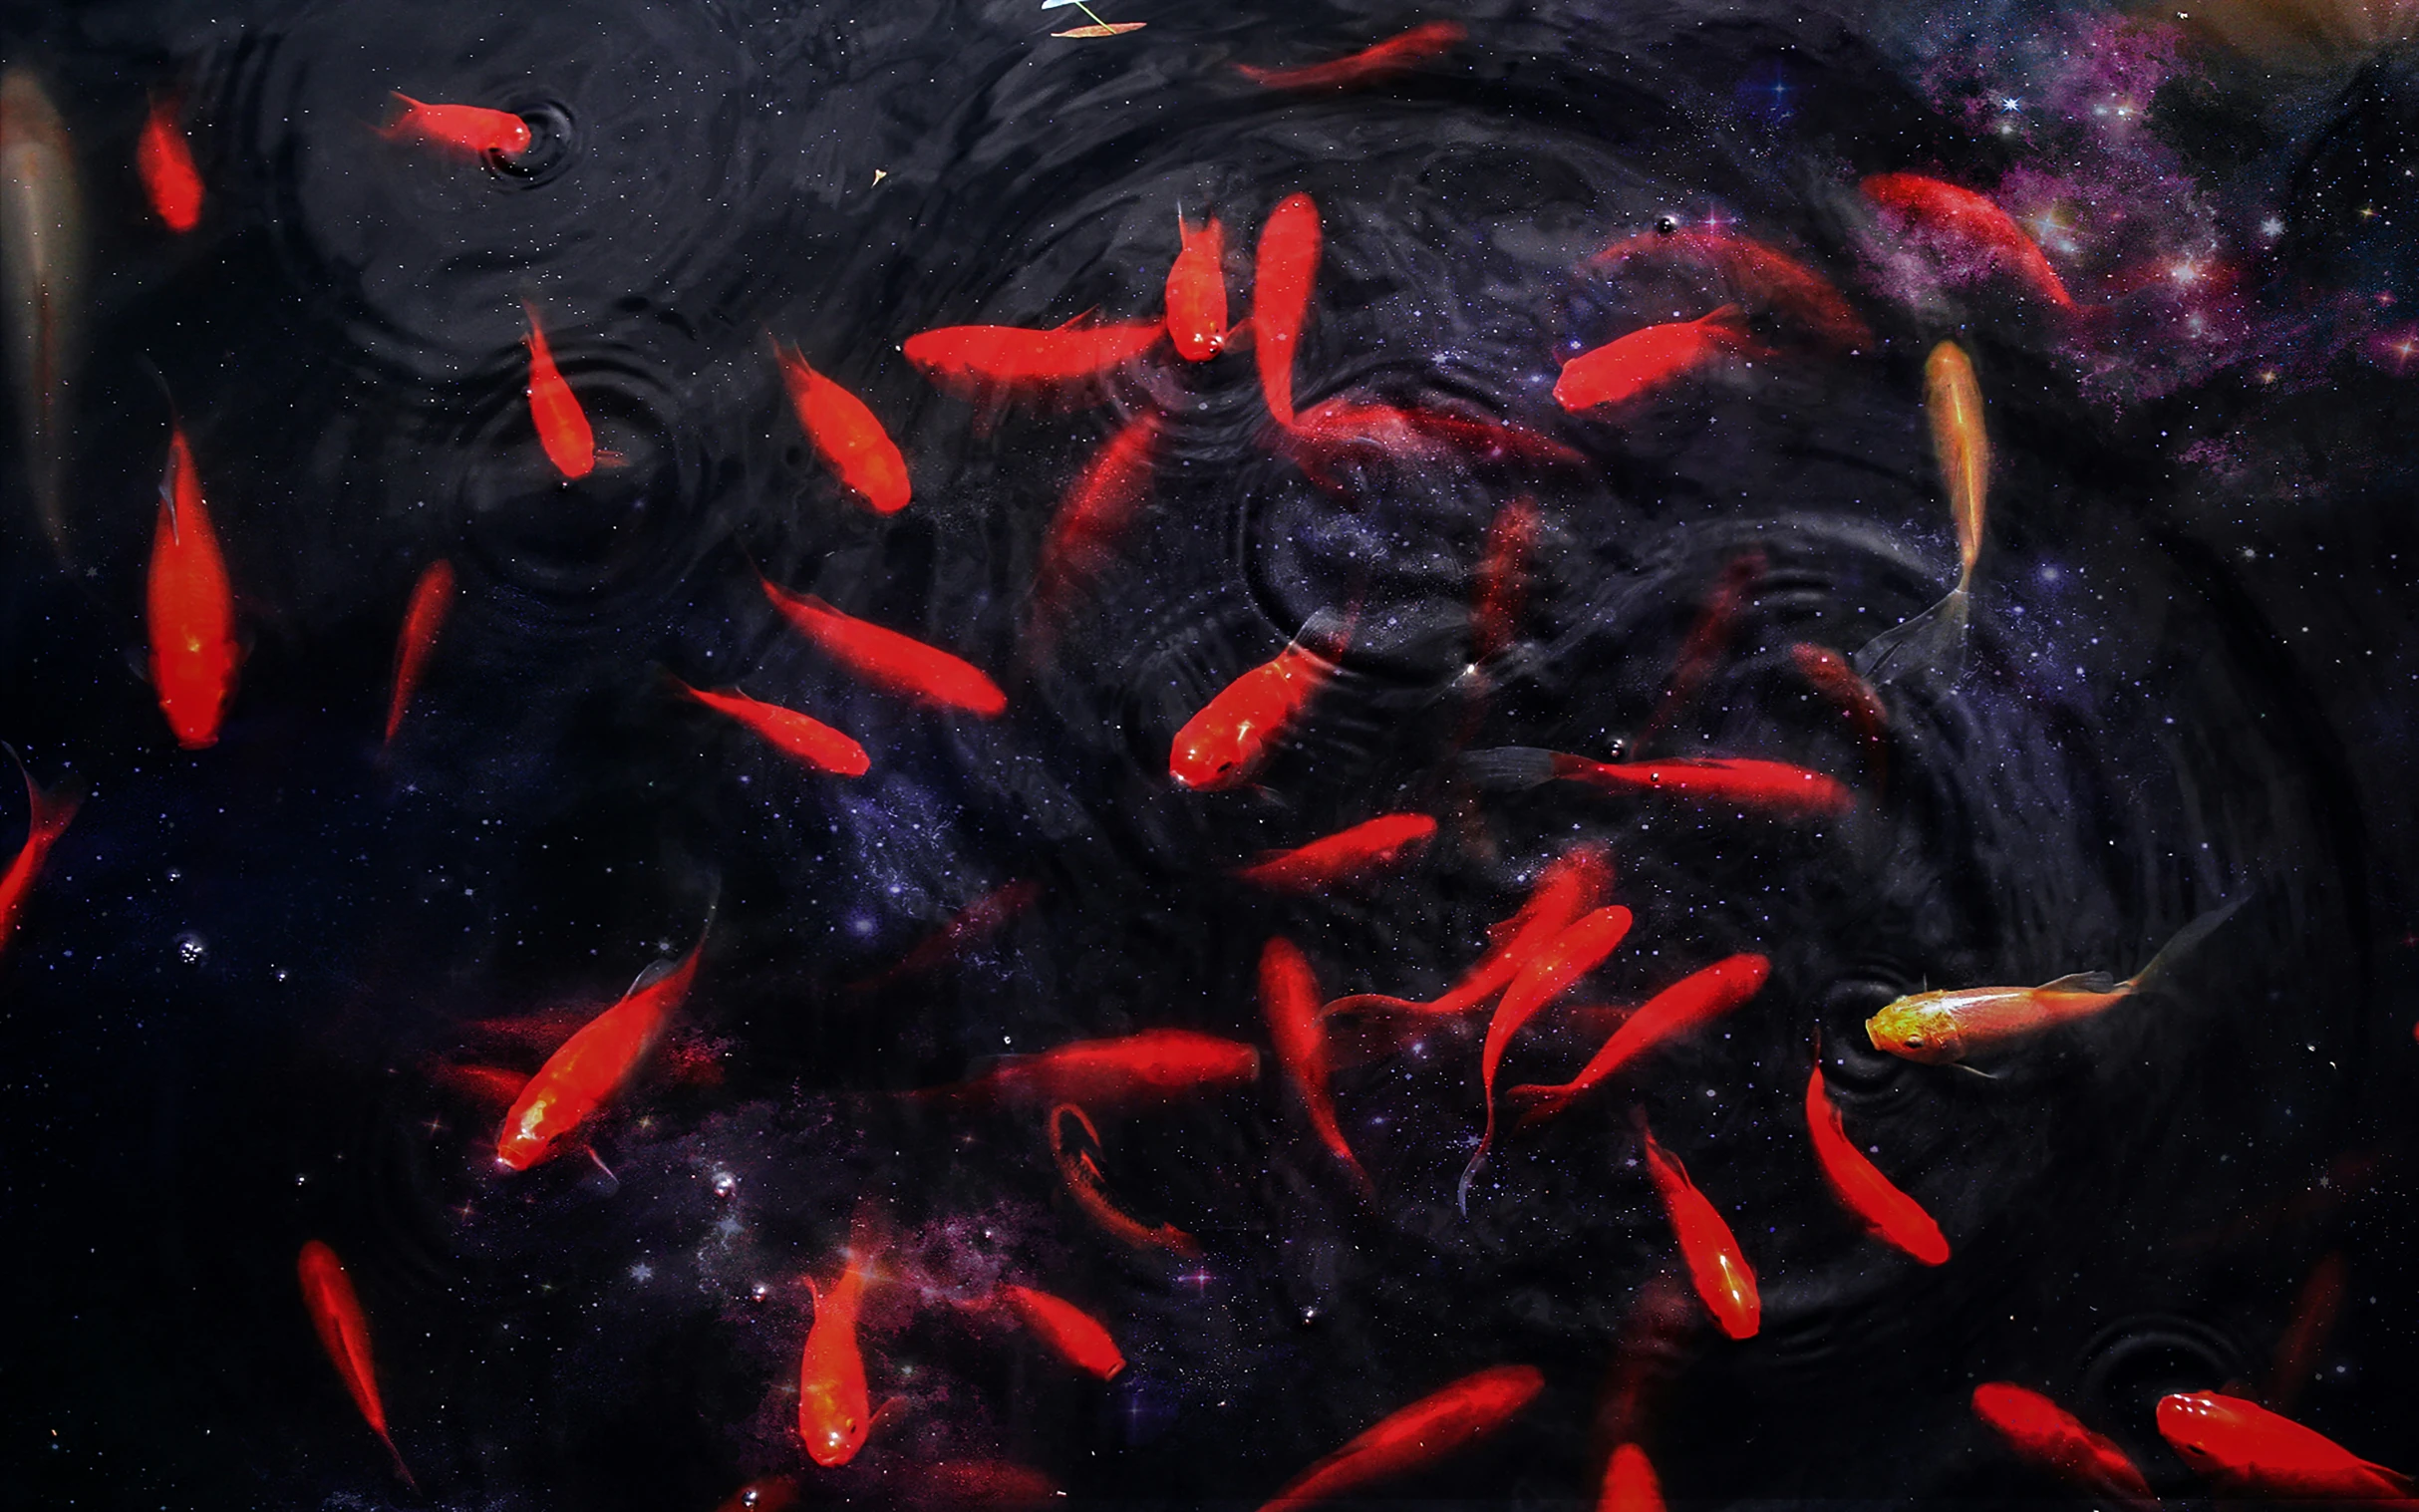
[296,1240,414,1485]
[1258,1362,1544,1510]
[1470,497,1540,662]
[1555,306,1763,413]
[137,97,202,232]
[1169,609,1348,789]
[774,339,910,515]
[1461,905,1636,1209]
[522,301,595,479]
[2156,1390,2412,1500]
[1804,1054,1948,1265]
[1254,193,1321,426]
[1506,954,1768,1129]
[384,559,455,745]
[1970,1383,2154,1506]
[799,1211,886,1467]
[761,577,1009,718]
[383,93,531,157]
[1636,1118,1760,1340]
[1324,843,1613,1020]
[496,940,702,1170]
[0,755,78,962]
[1165,213,1230,360]
[1260,937,1371,1192]
[148,426,239,749]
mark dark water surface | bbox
[5,0,2418,1506]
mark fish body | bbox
[496,943,701,1170]
[922,1028,1260,1110]
[521,302,594,479]
[297,1240,413,1484]
[1861,172,2074,310]
[760,577,1008,718]
[998,1284,1125,1378]
[1049,1102,1200,1256]
[1479,749,1853,818]
[1169,613,1345,789]
[148,427,238,749]
[678,680,869,776]
[1971,1383,2154,1505]
[1280,397,1582,481]
[383,93,530,156]
[1471,497,1540,661]
[1637,1122,1759,1340]
[1165,214,1230,360]
[1789,643,1888,774]
[1594,229,1870,349]
[1235,813,1435,892]
[776,340,909,514]
[2,66,83,555]
[1028,412,1160,640]
[138,99,202,232]
[799,1221,880,1467]
[1260,937,1371,1191]
[1259,1363,1545,1510]
[1852,341,1988,685]
[849,879,1040,992]
[1461,905,1635,1207]
[903,319,1162,400]
[384,559,454,744]
[1325,843,1612,1019]
[1554,307,1760,413]
[1804,1058,1948,1264]
[1238,22,1464,90]
[2156,1390,2411,1499]
[1253,193,1320,425]
[1600,1443,1664,1512]
[0,760,78,961]
[1508,954,1768,1128]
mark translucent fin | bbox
[1458,746,1559,791]
[1850,585,1968,686]
[2126,895,2249,995]
[2038,971,2118,993]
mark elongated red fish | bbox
[997,1284,1125,1378]
[1471,497,1540,661]
[848,879,1040,993]
[1051,1102,1201,1257]
[148,426,238,749]
[383,93,530,156]
[677,679,869,775]
[1862,172,2075,310]
[775,339,909,514]
[1279,397,1584,483]
[1804,1055,1948,1264]
[1470,748,1853,819]
[1166,213,1230,360]
[1170,611,1347,789]
[2157,1390,2412,1500]
[1325,843,1612,1019]
[1599,1443,1664,1512]
[137,98,202,232]
[760,576,1008,718]
[1259,1362,1544,1509]
[1592,229,1869,349]
[1971,1383,2154,1506]
[0,756,76,963]
[1461,905,1635,1208]
[1235,813,1435,892]
[1790,642,1888,779]
[1637,1120,1759,1340]
[1555,306,1762,413]
[1238,22,1464,90]
[1254,193,1320,426]
[522,301,594,479]
[1260,937,1371,1191]
[799,1210,884,1467]
[1507,954,1768,1129]
[296,1241,414,1485]
[383,559,454,745]
[903,319,1163,401]
[496,941,702,1170]
[1028,412,1161,640]
[915,1028,1260,1111]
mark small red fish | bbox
[1169,611,1347,789]
[1971,1383,2154,1506]
[1166,213,1231,360]
[383,559,454,745]
[1507,954,1768,1129]
[1461,905,1636,1208]
[382,92,531,157]
[1238,22,1465,90]
[677,679,869,776]
[1790,643,1888,777]
[1473,749,1853,819]
[915,1028,1260,1111]
[1471,497,1540,662]
[1325,843,1613,1019]
[1051,1102,1202,1257]
[996,1283,1126,1378]
[712,1476,798,1512]
[1258,1362,1544,1509]
[1804,1055,1949,1265]
[1235,813,1435,892]
[495,941,702,1170]
[799,1211,886,1467]
[1592,229,1869,350]
[1632,551,1763,755]
[848,879,1040,993]
[0,756,78,963]
[1555,306,1763,413]
[903,319,1164,402]
[1599,1443,1664,1512]
[1260,937,1372,1192]
[522,301,594,479]
[1027,412,1161,644]
[2157,1390,2412,1500]
[137,97,202,232]
[774,339,909,515]
[760,576,1008,718]
[1636,1119,1760,1340]
[296,1240,414,1485]
[1861,172,2075,311]
[1254,193,1321,426]
[148,426,239,750]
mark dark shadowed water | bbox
[4,0,2417,1507]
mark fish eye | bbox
[1904,1035,1925,1048]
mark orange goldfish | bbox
[760,576,1008,718]
[995,1283,1126,1378]
[774,338,909,514]
[1599,1442,1664,1512]
[2157,1390,2410,1499]
[1862,172,2075,310]
[1970,1383,2154,1506]
[1460,905,1636,1209]
[903,318,1163,401]
[1235,813,1434,892]
[296,1240,414,1484]
[382,93,530,157]
[1254,193,1320,426]
[677,679,868,776]
[1555,306,1762,413]
[522,301,594,479]
[383,559,454,745]
[1636,1119,1759,1340]
[799,1210,887,1467]
[1169,609,1348,789]
[1051,1102,1201,1257]
[1853,341,1988,684]
[496,940,702,1170]
[1238,22,1464,90]
[1165,213,1230,360]
[1260,937,1372,1192]
[1325,844,1612,1019]
[0,754,77,962]
[1804,1054,1948,1264]
[147,425,238,749]
[137,97,201,232]
[915,1028,1260,1111]
[1259,1363,1544,1509]
[1467,749,1853,819]
[1507,954,1768,1129]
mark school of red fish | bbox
[0,23,2394,1508]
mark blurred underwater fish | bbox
[0,751,77,962]
[1592,228,1870,349]
[1970,1382,2155,1506]
[1257,1362,1544,1510]
[1234,813,1435,892]
[847,878,1039,993]
[774,338,910,514]
[137,95,201,232]
[1470,496,1540,662]
[2,66,84,556]
[1260,937,1373,1193]
[296,1240,414,1486]
[522,301,596,479]
[989,1283,1126,1378]
[1598,1442,1664,1512]
[1789,643,1889,782]
[2157,1389,2412,1499]
[1254,193,1321,426]
[495,939,702,1170]
[1325,843,1612,1020]
[1463,749,1854,819]
[1026,411,1161,651]
[383,559,454,746]
[1632,551,1763,756]
[914,1028,1261,1110]
[1050,1101,1201,1256]
[1237,22,1465,90]
[1862,171,2075,311]
[148,425,239,750]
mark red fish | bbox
[496,941,702,1170]
[1790,643,1888,777]
[759,576,1008,718]
[137,97,201,232]
[1166,213,1230,360]
[848,879,1041,993]
[1592,229,1869,349]
[1238,22,1465,90]
[1471,497,1540,662]
[1861,172,2075,311]
[1259,1362,1544,1509]
[1507,954,1768,1129]
[1971,1383,2154,1506]
[799,1211,886,1467]
[712,1477,798,1512]
[1470,749,1853,819]
[903,318,1163,401]
[382,93,530,157]
[775,339,909,515]
[1235,813,1435,892]
[148,426,239,750]
[1051,1102,1201,1257]
[1260,937,1372,1192]
[1027,412,1161,643]
[915,1028,1260,1111]
[1325,843,1613,1019]
[1278,397,1583,487]
[1169,611,1347,789]
[521,301,594,478]
[2157,1390,2412,1500]
[1632,551,1764,755]
[1555,306,1763,413]
[0,756,78,962]
[1804,1054,1948,1265]
[677,679,869,776]
[1254,193,1321,426]
[1636,1119,1759,1340]
[1599,1443,1664,1512]
[383,559,454,745]
[996,1284,1126,1378]
[1461,905,1636,1208]
[296,1240,414,1485]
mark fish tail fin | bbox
[1849,584,1968,687]
[380,1431,416,1489]
[2126,894,2249,996]
[1456,1101,1498,1214]
[4,747,81,843]
[1504,1081,1575,1132]
[1458,746,1560,792]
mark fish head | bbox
[798,1389,870,1466]
[1863,995,1965,1062]
[494,1094,557,1171]
[2154,1391,2244,1470]
[1169,712,1254,789]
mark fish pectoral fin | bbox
[1952,1061,1998,1080]
[2037,971,2118,993]
[868,1395,912,1433]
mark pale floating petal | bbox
[1054,21,1147,35]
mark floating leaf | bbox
[1053,21,1146,34]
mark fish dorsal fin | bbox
[1700,303,1747,330]
[625,953,687,997]
[1052,306,1101,332]
[2038,970,2117,994]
